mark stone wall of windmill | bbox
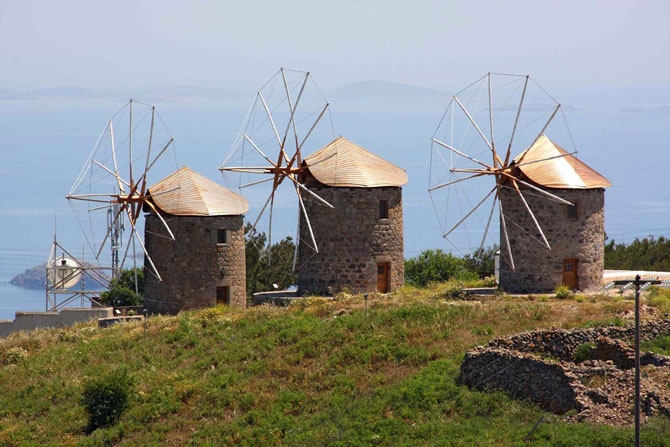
[498,186,605,293]
[297,182,404,295]
[144,214,247,313]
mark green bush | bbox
[555,285,575,300]
[3,347,28,365]
[100,268,144,307]
[82,370,133,431]
[574,342,595,363]
[647,286,670,315]
[405,249,476,287]
[641,335,670,356]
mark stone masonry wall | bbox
[144,214,246,314]
[297,184,404,295]
[499,186,605,293]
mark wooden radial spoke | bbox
[428,172,488,192]
[257,91,283,149]
[498,198,515,271]
[432,139,492,170]
[92,161,131,187]
[96,203,127,259]
[297,103,329,153]
[295,184,318,254]
[109,119,125,194]
[244,135,277,166]
[125,207,162,281]
[145,199,176,240]
[505,75,529,166]
[512,180,551,250]
[285,174,334,208]
[443,186,496,238]
[517,103,561,163]
[453,96,493,152]
[251,190,275,231]
[280,68,308,152]
[500,172,572,205]
[479,192,498,251]
[140,106,156,198]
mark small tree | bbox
[405,249,474,287]
[245,224,296,297]
[100,268,144,307]
[463,246,498,279]
[82,369,133,431]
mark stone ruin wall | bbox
[459,320,670,419]
[499,186,605,293]
[144,214,246,314]
[297,183,404,295]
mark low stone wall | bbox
[459,320,670,424]
[459,348,588,414]
[0,308,113,337]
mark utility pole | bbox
[613,274,661,447]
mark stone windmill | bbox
[143,166,249,313]
[429,73,610,292]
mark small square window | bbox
[216,229,227,244]
[379,200,389,219]
[567,203,578,220]
[216,286,230,305]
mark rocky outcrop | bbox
[459,319,670,425]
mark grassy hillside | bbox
[1,285,669,446]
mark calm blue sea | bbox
[1,86,669,319]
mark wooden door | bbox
[377,262,389,293]
[216,286,230,305]
[562,259,578,289]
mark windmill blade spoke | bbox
[432,138,492,169]
[243,134,277,166]
[517,103,561,163]
[268,192,275,265]
[429,172,487,192]
[479,193,497,251]
[251,190,275,230]
[453,96,493,152]
[296,185,318,253]
[239,177,274,189]
[514,184,551,250]
[286,174,334,208]
[125,207,161,281]
[292,204,301,272]
[92,160,131,187]
[258,91,283,148]
[280,68,308,149]
[443,186,496,238]
[220,167,272,174]
[297,103,329,152]
[140,106,156,196]
[144,199,176,240]
[500,172,572,205]
[512,151,577,170]
[498,199,515,271]
[505,75,529,166]
[109,119,126,194]
[96,204,127,259]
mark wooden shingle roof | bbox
[303,136,408,188]
[148,166,249,216]
[513,135,611,189]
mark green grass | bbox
[642,335,670,356]
[0,288,669,446]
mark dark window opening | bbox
[379,200,389,219]
[217,229,227,244]
[378,265,385,274]
[216,286,230,305]
[567,203,579,220]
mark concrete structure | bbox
[0,308,113,337]
[144,167,248,314]
[499,136,610,293]
[297,137,408,295]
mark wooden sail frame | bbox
[67,100,176,282]
[219,68,334,269]
[428,73,580,271]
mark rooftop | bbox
[303,136,408,188]
[148,166,249,216]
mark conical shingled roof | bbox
[513,135,611,189]
[303,136,408,188]
[148,166,249,216]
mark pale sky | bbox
[0,0,668,91]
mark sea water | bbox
[0,86,668,316]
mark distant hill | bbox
[9,264,45,289]
[332,80,450,101]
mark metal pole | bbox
[634,274,641,447]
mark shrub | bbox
[100,268,144,307]
[82,369,133,431]
[4,347,28,364]
[647,286,670,315]
[641,335,670,356]
[554,285,575,300]
[405,249,476,287]
[574,342,595,363]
